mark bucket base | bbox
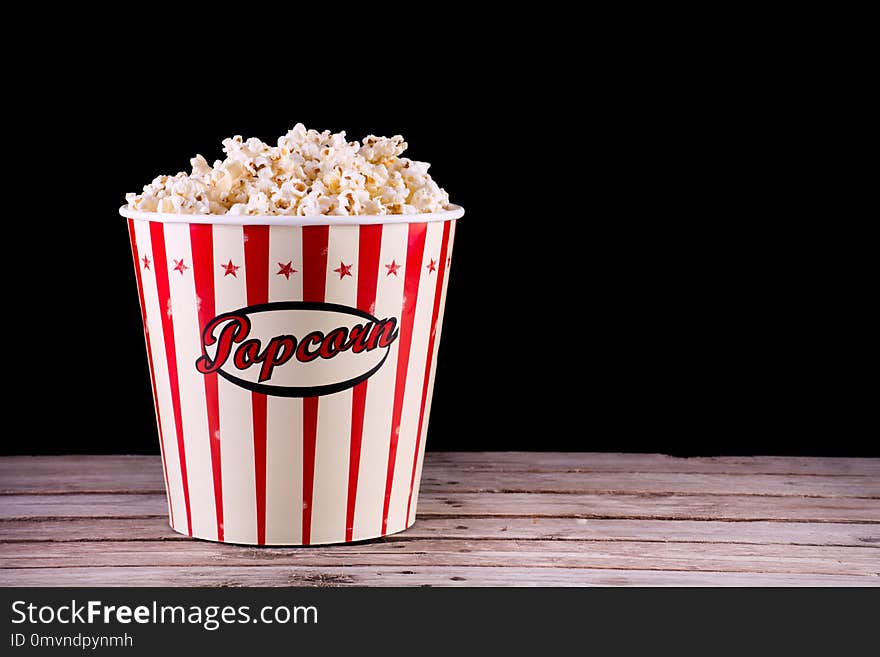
[167,519,417,546]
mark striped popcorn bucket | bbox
[121,206,463,545]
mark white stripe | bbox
[133,220,184,531]
[352,224,408,539]
[309,225,358,544]
[212,225,257,544]
[265,225,304,544]
[164,223,216,541]
[387,222,445,533]
[408,220,457,525]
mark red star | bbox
[333,261,353,279]
[385,259,401,276]
[426,258,437,274]
[220,259,240,277]
[142,255,151,270]
[173,259,189,275]
[277,261,297,279]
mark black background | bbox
[5,33,872,457]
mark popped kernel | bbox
[125,124,451,216]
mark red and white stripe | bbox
[127,220,173,524]
[346,224,383,541]
[210,225,256,544]
[351,223,409,540]
[407,220,457,525]
[384,223,446,535]
[163,223,217,540]
[265,225,304,544]
[189,224,224,541]
[128,218,456,545]
[131,220,189,535]
[299,225,329,544]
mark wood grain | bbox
[1,454,878,587]
[425,453,880,476]
[2,454,878,494]
[3,491,878,522]
[2,517,878,547]
[1,566,874,587]
[3,539,878,576]
[4,459,878,498]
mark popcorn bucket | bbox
[121,206,463,545]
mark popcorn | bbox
[125,124,451,216]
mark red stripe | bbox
[190,224,224,542]
[382,222,427,534]
[243,225,270,545]
[346,224,383,540]
[406,220,452,521]
[301,225,329,303]
[128,220,174,527]
[149,221,192,535]
[302,395,318,544]
[301,225,329,544]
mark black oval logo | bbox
[195,301,400,397]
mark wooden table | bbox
[1,453,877,586]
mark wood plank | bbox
[3,492,877,522]
[426,493,880,523]
[426,453,880,476]
[2,454,877,496]
[404,518,880,546]
[0,565,874,587]
[3,457,877,498]
[2,539,877,576]
[2,517,878,548]
[418,471,880,498]
[0,494,167,518]
[0,456,164,494]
